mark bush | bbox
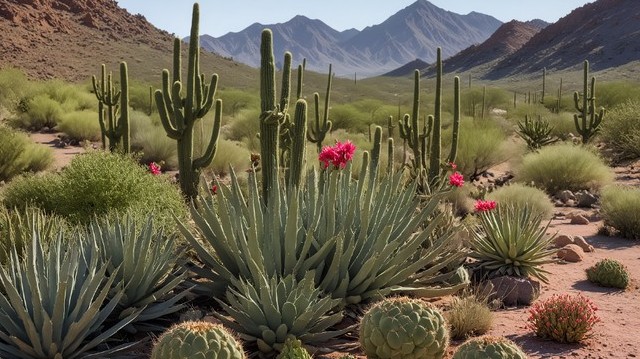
[12,93,64,130]
[486,183,554,220]
[206,138,251,176]
[0,125,53,181]
[600,100,640,160]
[0,68,32,110]
[515,143,613,194]
[2,151,187,226]
[527,293,600,343]
[600,185,640,240]
[56,110,102,142]
[445,294,494,340]
[132,119,178,170]
[586,258,630,289]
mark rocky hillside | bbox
[198,0,501,77]
[0,0,250,84]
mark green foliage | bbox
[0,230,141,358]
[218,88,260,117]
[276,338,312,359]
[515,143,613,194]
[0,68,32,109]
[0,125,53,182]
[600,185,640,239]
[516,115,557,150]
[486,183,554,220]
[445,294,494,340]
[129,110,179,170]
[452,336,527,359]
[597,82,640,109]
[470,205,557,283]
[527,293,600,343]
[207,138,252,176]
[12,93,64,130]
[224,108,262,151]
[586,258,630,289]
[151,321,246,359]
[459,86,510,118]
[600,100,640,159]
[56,109,102,142]
[2,151,187,226]
[359,297,449,359]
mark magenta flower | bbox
[149,162,161,175]
[211,184,218,195]
[448,171,464,187]
[474,199,497,212]
[448,162,457,170]
[319,140,356,169]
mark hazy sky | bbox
[118,0,594,38]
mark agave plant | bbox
[0,228,140,358]
[516,115,557,151]
[83,216,190,331]
[470,204,557,283]
[215,271,346,355]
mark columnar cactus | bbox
[573,60,605,144]
[452,336,527,359]
[540,67,546,104]
[359,297,449,359]
[287,99,308,189]
[155,3,221,200]
[586,258,630,289]
[151,321,246,359]
[307,64,333,153]
[92,62,130,153]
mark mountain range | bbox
[196,0,502,77]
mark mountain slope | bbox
[487,0,640,78]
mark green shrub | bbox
[600,185,640,239]
[586,258,630,289]
[515,143,613,194]
[486,183,554,219]
[56,110,102,142]
[600,100,640,159]
[0,68,32,109]
[12,93,64,130]
[224,108,261,151]
[1,173,62,212]
[206,138,251,176]
[597,82,640,109]
[445,294,494,340]
[133,121,178,170]
[21,141,54,173]
[0,125,53,181]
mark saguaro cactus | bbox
[540,67,546,104]
[307,65,333,153]
[573,60,605,144]
[155,3,221,200]
[92,62,130,153]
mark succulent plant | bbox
[586,258,630,289]
[275,338,312,359]
[452,336,527,359]
[150,321,246,359]
[527,293,600,343]
[359,297,449,359]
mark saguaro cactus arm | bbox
[306,65,333,153]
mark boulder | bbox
[576,191,598,208]
[573,235,595,252]
[481,276,541,307]
[569,214,590,225]
[554,234,575,248]
[557,190,576,202]
[557,244,585,262]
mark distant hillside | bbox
[487,0,640,78]
[382,59,430,77]
[197,0,501,77]
[0,0,253,85]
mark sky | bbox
[117,0,595,38]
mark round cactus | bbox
[276,338,312,359]
[151,321,246,359]
[586,258,630,289]
[359,297,449,359]
[452,336,527,359]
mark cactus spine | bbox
[573,60,604,144]
[307,65,333,153]
[92,62,130,153]
[155,3,220,200]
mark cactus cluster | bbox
[586,258,630,289]
[452,336,527,359]
[92,62,130,153]
[359,297,449,359]
[151,321,246,359]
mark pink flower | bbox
[448,172,464,187]
[319,146,338,169]
[474,199,497,212]
[319,140,356,169]
[149,162,161,175]
[449,162,457,170]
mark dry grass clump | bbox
[600,185,640,240]
[445,292,494,340]
[486,183,554,219]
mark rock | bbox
[557,190,576,202]
[481,276,541,306]
[573,235,595,252]
[557,244,585,262]
[570,214,590,225]
[554,234,575,248]
[565,199,576,207]
[576,191,598,208]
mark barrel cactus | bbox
[276,338,312,359]
[586,258,630,289]
[452,336,527,359]
[151,321,246,359]
[359,297,449,359]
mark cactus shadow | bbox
[571,279,628,294]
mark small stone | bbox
[577,191,598,207]
[565,199,576,207]
[554,234,575,248]
[557,244,585,262]
[570,214,590,225]
[573,235,595,252]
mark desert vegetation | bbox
[2,3,640,359]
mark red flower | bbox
[449,162,457,170]
[149,162,161,175]
[474,199,497,212]
[319,140,356,169]
[448,172,464,187]
[211,184,218,195]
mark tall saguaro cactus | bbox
[92,62,130,153]
[573,60,605,144]
[155,3,221,200]
[307,65,333,153]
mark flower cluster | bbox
[474,200,497,212]
[527,293,600,343]
[149,162,161,175]
[448,172,464,187]
[319,141,356,169]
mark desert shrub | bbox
[41,80,94,111]
[133,122,178,170]
[600,185,640,239]
[586,258,630,289]
[600,100,640,159]
[459,86,511,118]
[206,138,251,176]
[597,82,640,109]
[218,88,259,117]
[224,108,261,150]
[2,151,187,226]
[12,94,64,130]
[445,293,494,340]
[128,80,155,114]
[486,183,554,219]
[56,109,102,142]
[0,125,53,181]
[21,141,54,173]
[515,143,613,194]
[0,68,32,109]
[329,103,368,132]
[527,293,600,343]
[548,111,579,140]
